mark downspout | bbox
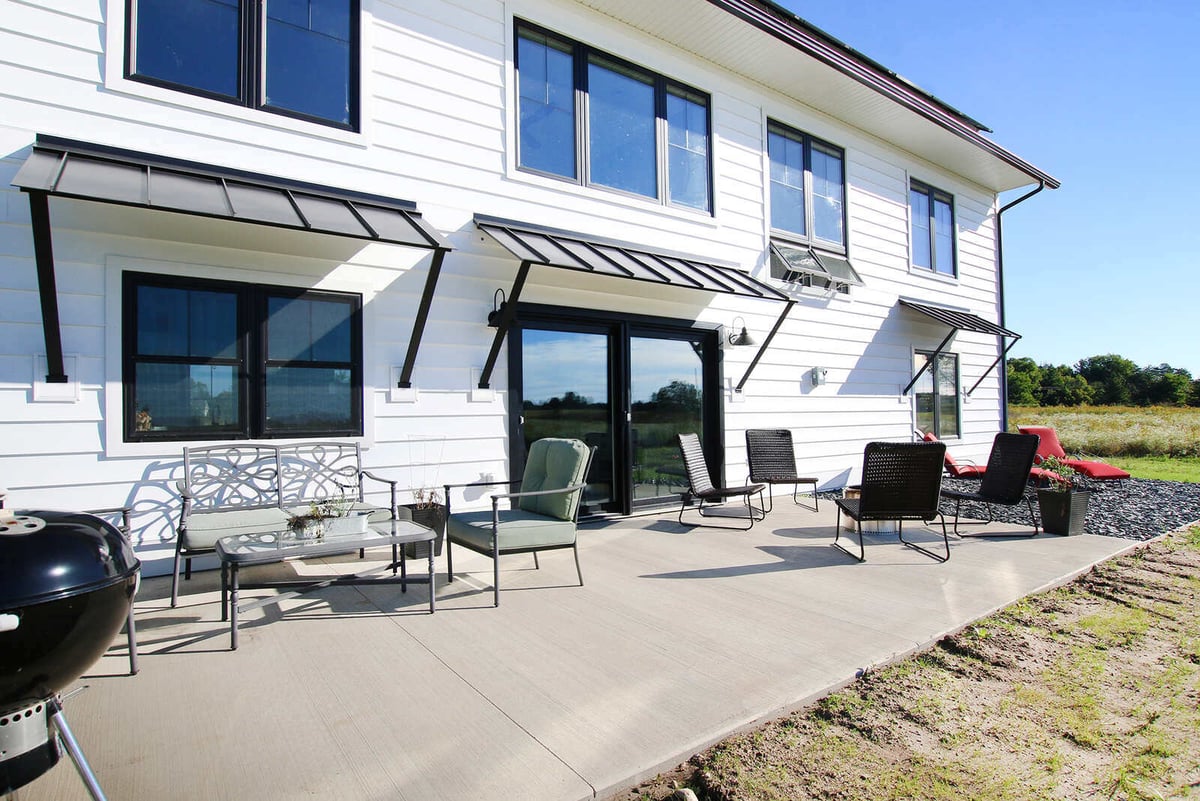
[996,180,1046,432]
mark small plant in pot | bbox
[287,495,353,540]
[397,488,446,558]
[1036,456,1090,536]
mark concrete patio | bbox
[21,501,1136,801]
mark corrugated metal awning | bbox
[899,299,1021,396]
[11,135,450,388]
[476,215,789,302]
[900,298,1019,338]
[12,136,449,250]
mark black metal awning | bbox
[473,215,793,389]
[900,299,1021,395]
[11,135,450,386]
[476,215,789,301]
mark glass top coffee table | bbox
[216,518,436,650]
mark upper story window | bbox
[909,179,956,276]
[123,272,362,442]
[515,21,712,213]
[126,0,359,130]
[768,121,846,250]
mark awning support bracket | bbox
[735,301,795,392]
[477,259,533,389]
[26,189,68,384]
[968,335,1021,397]
[396,246,450,389]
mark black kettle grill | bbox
[0,509,140,798]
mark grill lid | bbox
[0,510,139,609]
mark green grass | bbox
[1106,456,1200,482]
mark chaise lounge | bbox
[1017,425,1131,481]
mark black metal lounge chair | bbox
[940,432,1041,537]
[677,433,766,530]
[834,441,949,562]
[745,429,819,513]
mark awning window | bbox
[769,240,863,291]
[899,299,1021,396]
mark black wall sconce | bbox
[486,288,506,327]
[727,316,756,347]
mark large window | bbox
[914,351,959,438]
[126,0,359,130]
[515,21,711,212]
[123,273,362,441]
[909,179,956,276]
[768,121,846,249]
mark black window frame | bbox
[514,19,713,214]
[914,350,960,438]
[767,120,848,255]
[124,0,361,132]
[122,271,363,442]
[909,178,957,277]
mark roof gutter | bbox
[708,0,1061,189]
[996,180,1047,431]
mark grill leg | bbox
[47,698,107,801]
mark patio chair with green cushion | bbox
[940,433,1041,537]
[834,441,949,562]
[444,438,596,607]
[677,433,766,530]
[1017,425,1131,481]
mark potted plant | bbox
[1036,456,1090,536]
[397,488,446,558]
[287,495,363,540]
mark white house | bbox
[0,0,1056,575]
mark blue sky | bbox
[778,1,1200,376]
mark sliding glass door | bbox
[514,310,719,515]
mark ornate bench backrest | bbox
[279,442,364,506]
[182,445,283,511]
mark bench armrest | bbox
[360,469,398,516]
[491,482,586,503]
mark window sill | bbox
[908,266,959,285]
[506,167,720,229]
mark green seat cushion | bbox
[183,507,291,549]
[517,438,590,520]
[447,509,577,554]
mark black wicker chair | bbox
[677,433,766,530]
[834,441,949,562]
[745,429,819,513]
[940,432,1041,537]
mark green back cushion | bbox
[518,438,590,520]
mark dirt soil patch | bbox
[613,526,1200,801]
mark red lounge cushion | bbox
[1063,458,1131,480]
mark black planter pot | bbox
[1037,489,1091,536]
[397,503,446,558]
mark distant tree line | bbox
[1008,354,1200,407]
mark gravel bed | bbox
[937,477,1200,541]
[819,478,1200,541]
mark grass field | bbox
[1009,405,1200,483]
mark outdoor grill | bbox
[0,509,140,799]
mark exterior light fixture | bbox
[486,288,507,327]
[810,367,828,386]
[727,316,756,347]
